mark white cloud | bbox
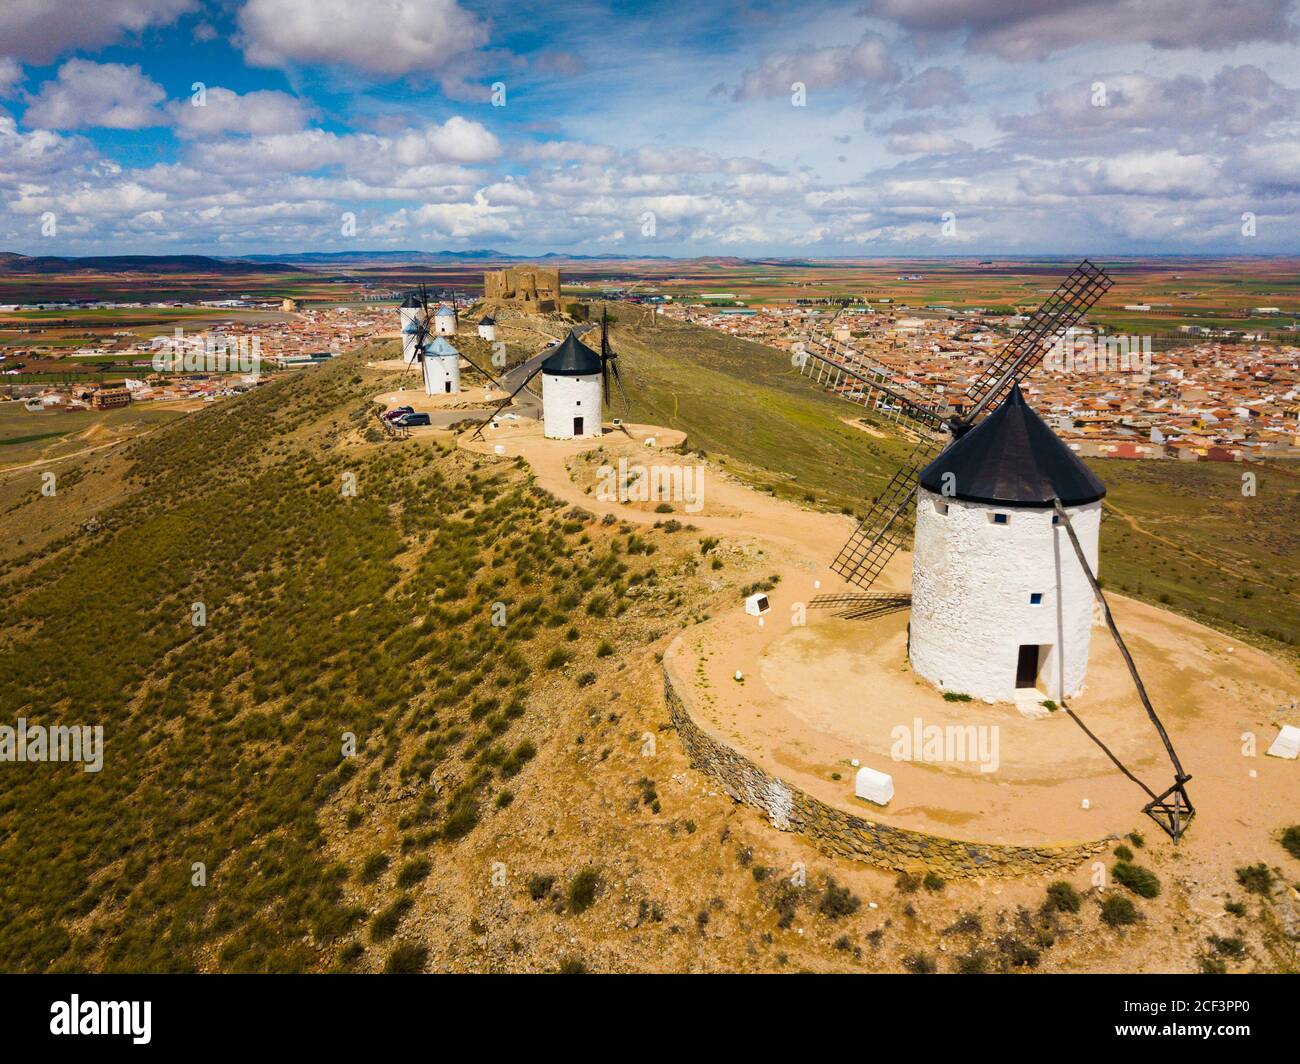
[169,87,314,138]
[0,0,194,64]
[237,0,489,78]
[887,131,972,154]
[414,190,516,238]
[0,58,23,97]
[733,32,900,100]
[870,0,1297,60]
[25,59,166,130]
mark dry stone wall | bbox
[664,670,1111,878]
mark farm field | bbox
[0,401,191,470]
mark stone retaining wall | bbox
[664,670,1111,878]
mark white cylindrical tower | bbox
[477,316,496,342]
[907,385,1106,704]
[540,331,603,439]
[399,294,422,365]
[421,337,461,395]
[434,304,457,336]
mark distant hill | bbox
[240,249,677,265]
[0,253,294,275]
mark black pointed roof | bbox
[400,293,421,309]
[918,384,1105,507]
[541,330,602,376]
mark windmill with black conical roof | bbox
[794,260,1193,842]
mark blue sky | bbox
[1,0,1298,256]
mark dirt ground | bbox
[460,415,1300,885]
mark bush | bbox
[566,868,601,914]
[904,952,936,974]
[818,878,861,919]
[1112,861,1161,899]
[1235,863,1274,895]
[370,895,413,942]
[1113,844,1133,862]
[442,800,479,841]
[557,956,588,974]
[1100,894,1139,928]
[395,858,431,889]
[1206,934,1246,960]
[359,852,390,884]
[1045,881,1082,914]
[895,871,919,894]
[1281,825,1300,860]
[923,871,945,892]
[942,692,972,702]
[383,942,428,974]
[527,874,555,901]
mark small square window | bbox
[1052,514,1061,525]
[1029,592,1043,605]
[991,512,1009,525]
[935,500,949,516]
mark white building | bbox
[908,384,1106,703]
[477,316,496,342]
[421,336,461,395]
[399,294,422,365]
[541,331,603,439]
[434,304,457,336]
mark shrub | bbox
[544,647,571,669]
[942,692,972,702]
[370,896,413,942]
[1198,956,1227,974]
[1113,844,1134,862]
[1235,863,1274,895]
[566,868,601,914]
[895,871,919,893]
[527,874,555,901]
[818,878,861,919]
[1113,861,1161,899]
[1100,894,1139,927]
[395,858,431,889]
[904,952,936,974]
[596,640,614,658]
[442,801,479,841]
[557,956,588,974]
[922,871,945,892]
[955,950,989,974]
[1281,825,1300,861]
[1206,934,1246,960]
[383,942,428,974]
[1044,881,1082,914]
[576,671,596,688]
[654,503,674,513]
[359,852,390,884]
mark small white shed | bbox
[744,592,771,616]
[855,766,894,806]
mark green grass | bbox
[0,343,629,972]
[611,315,914,515]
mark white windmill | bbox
[796,260,1194,842]
[421,336,462,395]
[433,302,457,336]
[399,293,423,365]
[909,384,1105,703]
[472,307,629,442]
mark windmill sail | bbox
[822,260,1111,592]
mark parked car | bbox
[381,405,413,422]
[395,412,431,427]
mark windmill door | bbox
[1015,644,1039,688]
[573,416,584,436]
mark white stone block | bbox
[854,766,894,806]
[1266,724,1300,759]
